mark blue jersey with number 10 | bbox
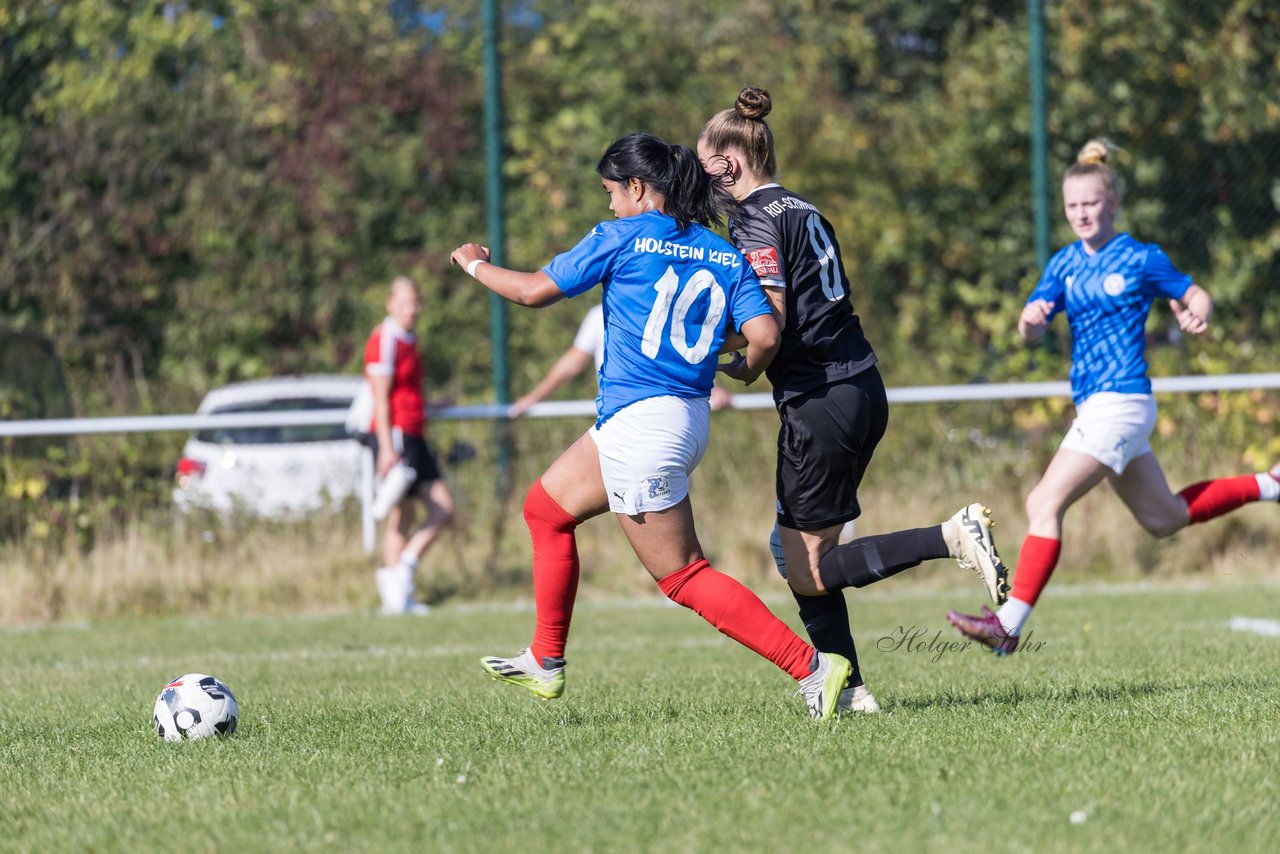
[542,210,772,426]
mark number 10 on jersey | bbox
[641,266,727,365]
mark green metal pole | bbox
[482,0,509,405]
[482,0,513,495]
[1028,0,1050,269]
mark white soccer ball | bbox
[153,673,239,741]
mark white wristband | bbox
[465,259,488,278]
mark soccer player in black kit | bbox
[698,87,1009,711]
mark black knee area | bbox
[818,541,883,590]
[791,588,860,683]
[818,528,940,590]
[793,588,849,634]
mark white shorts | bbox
[1058,392,1156,475]
[589,395,710,515]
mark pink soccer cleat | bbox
[946,606,1020,656]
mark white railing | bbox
[5,373,1278,553]
[4,373,1279,439]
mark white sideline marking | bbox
[1228,616,1280,637]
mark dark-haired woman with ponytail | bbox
[698,88,1008,711]
[451,131,852,720]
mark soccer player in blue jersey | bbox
[948,139,1280,654]
[450,132,851,719]
[697,87,1009,713]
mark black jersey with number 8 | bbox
[729,184,877,402]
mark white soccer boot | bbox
[942,503,1009,604]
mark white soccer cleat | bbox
[376,565,411,616]
[839,683,881,714]
[943,503,1009,605]
[797,652,852,720]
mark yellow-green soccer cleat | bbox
[479,649,565,700]
[798,652,852,720]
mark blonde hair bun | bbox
[735,87,772,121]
[1077,138,1113,166]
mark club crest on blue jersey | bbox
[1026,233,1192,404]
[1103,273,1126,296]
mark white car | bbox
[173,376,367,517]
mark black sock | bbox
[791,588,861,686]
[817,525,948,591]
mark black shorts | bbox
[775,366,888,531]
[364,431,443,493]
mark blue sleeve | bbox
[729,266,772,332]
[541,223,620,298]
[1141,245,1192,300]
[1026,255,1066,321]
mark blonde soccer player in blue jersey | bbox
[948,139,1280,654]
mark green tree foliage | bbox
[2,0,482,411]
[1,0,1276,416]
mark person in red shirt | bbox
[363,276,454,615]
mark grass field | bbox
[3,579,1278,853]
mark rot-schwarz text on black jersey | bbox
[728,184,876,402]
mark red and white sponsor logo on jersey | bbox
[746,246,780,277]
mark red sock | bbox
[1178,476,1261,524]
[524,480,581,662]
[1008,535,1062,607]
[657,559,815,681]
